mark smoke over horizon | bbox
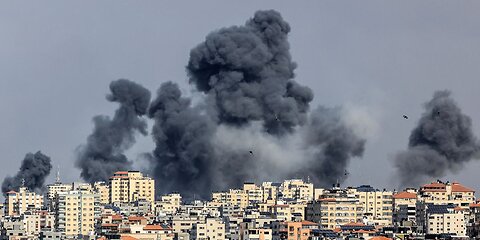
[2,151,52,194]
[395,90,480,187]
[76,79,151,183]
[148,10,366,198]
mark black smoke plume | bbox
[76,79,151,183]
[148,82,216,198]
[187,10,313,135]
[2,151,52,193]
[149,10,366,197]
[300,107,366,186]
[395,91,480,187]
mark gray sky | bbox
[1,1,480,191]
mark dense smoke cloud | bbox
[300,107,366,186]
[2,151,52,193]
[395,91,480,187]
[148,82,216,198]
[187,10,313,135]
[76,79,151,183]
[148,10,366,197]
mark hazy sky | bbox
[1,1,480,191]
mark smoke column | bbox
[2,151,52,193]
[149,10,366,197]
[300,107,366,186]
[395,90,480,187]
[187,10,313,135]
[148,82,216,198]
[76,79,151,183]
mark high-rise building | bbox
[350,185,393,226]
[5,187,44,216]
[55,190,100,238]
[109,171,155,205]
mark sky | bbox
[1,1,480,192]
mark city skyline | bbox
[1,1,480,195]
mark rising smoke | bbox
[2,151,52,194]
[148,10,366,198]
[395,91,480,187]
[187,10,313,135]
[76,79,151,183]
[148,82,216,198]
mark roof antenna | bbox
[56,165,60,183]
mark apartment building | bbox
[191,218,225,240]
[5,187,44,216]
[109,171,155,205]
[261,182,280,202]
[55,190,100,238]
[47,182,73,202]
[419,181,475,207]
[424,204,467,236]
[350,185,393,226]
[306,188,363,230]
[243,182,263,203]
[280,179,314,201]
[156,193,182,215]
[93,182,109,205]
[392,190,417,225]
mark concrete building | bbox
[424,204,467,237]
[93,182,109,205]
[55,190,100,238]
[419,181,475,207]
[351,185,393,226]
[109,171,155,205]
[306,187,363,230]
[279,179,314,202]
[392,190,417,225]
[156,193,182,215]
[191,218,225,240]
[5,187,44,216]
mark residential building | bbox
[109,171,155,205]
[55,190,100,238]
[191,218,225,240]
[5,187,44,216]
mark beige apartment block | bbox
[280,179,314,201]
[55,190,100,237]
[192,218,226,240]
[425,205,467,236]
[47,183,73,201]
[243,182,263,203]
[392,190,417,224]
[109,171,155,205]
[269,203,306,222]
[93,181,110,205]
[242,228,272,240]
[419,181,475,207]
[306,192,363,230]
[156,193,182,215]
[349,186,393,226]
[212,189,250,209]
[5,187,44,216]
[261,182,279,202]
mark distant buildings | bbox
[1,172,479,239]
